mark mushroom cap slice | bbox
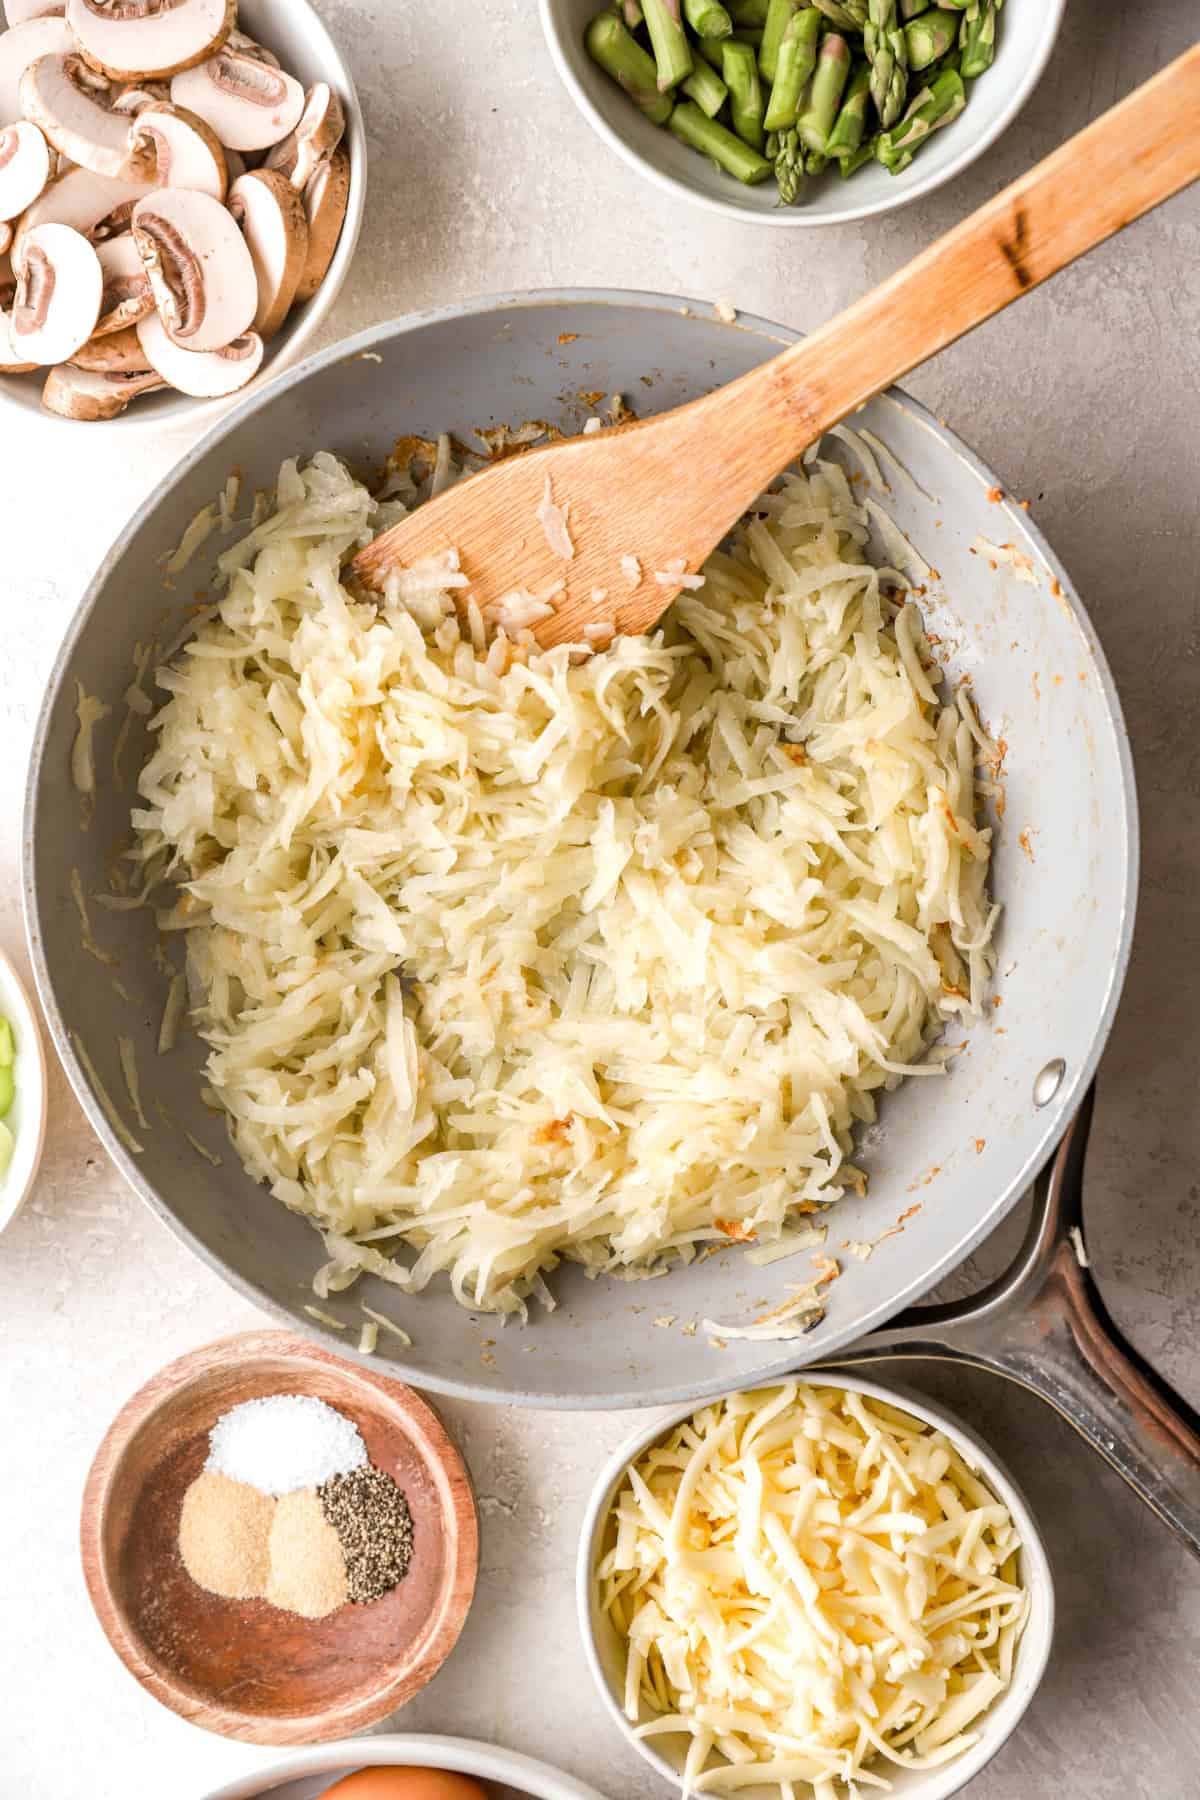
[69,318,149,370]
[43,359,163,416]
[227,166,305,340]
[128,100,226,199]
[6,0,66,21]
[136,306,260,394]
[264,83,344,191]
[132,183,255,351]
[0,14,73,123]
[0,220,12,257]
[0,119,51,221]
[112,80,172,117]
[93,228,152,333]
[225,29,278,69]
[295,142,349,305]
[170,47,303,152]
[65,0,234,82]
[20,52,132,178]
[0,303,37,369]
[10,218,101,361]
[11,164,148,262]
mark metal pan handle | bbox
[824,1089,1200,1560]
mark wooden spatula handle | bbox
[724,43,1200,471]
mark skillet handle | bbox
[825,1093,1200,1560]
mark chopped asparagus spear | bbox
[620,0,644,23]
[875,65,965,169]
[683,0,732,35]
[642,0,694,89]
[763,5,820,128]
[586,11,676,119]
[804,149,828,173]
[839,137,877,174]
[903,6,958,67]
[668,98,774,178]
[899,0,929,13]
[727,0,769,21]
[796,29,851,151]
[772,123,804,200]
[826,60,871,162]
[959,0,997,77]
[0,1018,12,1069]
[698,25,762,63]
[812,0,866,24]
[758,0,799,82]
[0,1065,12,1120]
[722,38,766,147]
[683,55,729,113]
[864,0,907,127]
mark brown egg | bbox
[319,1771,489,1800]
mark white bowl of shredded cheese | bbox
[579,1375,1053,1800]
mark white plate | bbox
[201,1734,612,1800]
[0,943,48,1234]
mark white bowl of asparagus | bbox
[540,0,1065,223]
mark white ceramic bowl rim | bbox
[578,1372,1055,1800]
[0,945,49,1235]
[199,1731,612,1799]
[539,0,1067,226]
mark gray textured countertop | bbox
[1,1,1198,1796]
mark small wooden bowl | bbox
[80,1331,479,1744]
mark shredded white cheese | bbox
[71,683,110,798]
[130,450,996,1317]
[600,1383,1029,1796]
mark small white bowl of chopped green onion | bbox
[0,945,48,1233]
[540,0,1065,224]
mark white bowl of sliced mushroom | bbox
[0,0,365,423]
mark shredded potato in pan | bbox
[599,1383,1028,1795]
[131,445,996,1315]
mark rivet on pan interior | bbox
[1033,1058,1066,1107]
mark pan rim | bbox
[22,286,1140,1410]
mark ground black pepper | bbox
[318,1465,414,1604]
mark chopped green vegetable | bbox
[0,1120,12,1181]
[582,0,1000,202]
[0,1018,12,1069]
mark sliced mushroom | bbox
[264,83,344,191]
[93,233,151,333]
[5,1,68,23]
[43,359,163,416]
[170,46,302,152]
[132,184,254,350]
[0,119,51,220]
[65,0,233,82]
[111,79,171,117]
[69,317,147,369]
[10,218,101,360]
[226,166,304,339]
[20,52,132,177]
[0,303,36,369]
[225,28,278,69]
[128,100,225,198]
[11,164,147,263]
[295,142,348,305]
[0,13,73,122]
[0,221,12,258]
[136,306,260,394]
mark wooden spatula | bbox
[354,46,1200,648]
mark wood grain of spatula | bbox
[354,46,1200,648]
